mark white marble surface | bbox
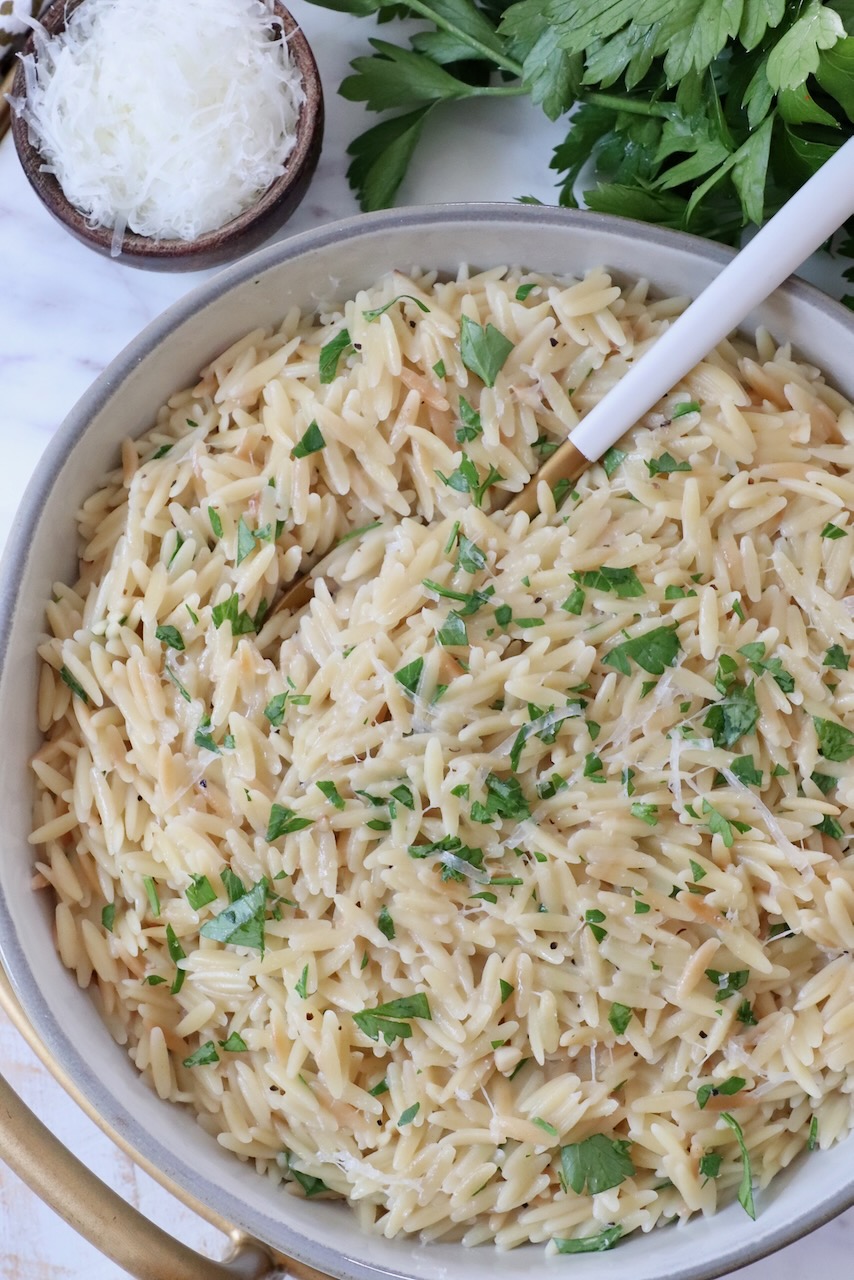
[1,3,854,1275]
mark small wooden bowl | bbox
[11,0,324,271]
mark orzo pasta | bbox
[31,265,854,1253]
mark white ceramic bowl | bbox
[2,204,854,1280]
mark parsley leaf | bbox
[601,447,627,478]
[60,666,89,703]
[436,453,503,508]
[824,644,850,670]
[353,993,432,1045]
[183,1041,219,1068]
[317,780,345,809]
[319,330,353,383]
[455,397,483,442]
[814,716,854,762]
[219,1032,248,1052]
[554,1227,623,1254]
[199,879,268,954]
[705,968,750,1001]
[362,294,430,322]
[398,1102,420,1126]
[721,1112,756,1219]
[603,623,681,676]
[101,903,115,932]
[459,316,514,386]
[291,422,326,459]
[571,566,644,598]
[155,624,184,651]
[630,802,658,826]
[295,965,310,999]
[456,533,487,573]
[608,1003,633,1035]
[394,657,424,697]
[703,682,758,749]
[560,1134,635,1195]
[697,1077,746,1109]
[186,874,217,910]
[646,452,691,476]
[266,804,313,841]
[821,521,847,539]
[378,905,396,940]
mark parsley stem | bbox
[402,0,524,76]
[581,91,674,119]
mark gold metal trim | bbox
[0,967,330,1280]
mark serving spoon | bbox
[275,135,854,615]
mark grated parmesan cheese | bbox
[18,0,304,252]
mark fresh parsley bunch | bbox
[305,0,854,292]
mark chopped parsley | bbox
[630,802,658,826]
[561,586,585,614]
[378,905,396,940]
[183,1041,219,1068]
[459,315,514,387]
[336,521,383,546]
[824,644,850,670]
[533,1117,559,1138]
[291,421,326,460]
[394,657,424,697]
[702,798,751,847]
[295,964,310,999]
[585,908,607,943]
[194,715,220,755]
[165,924,186,993]
[515,283,537,301]
[554,1227,623,1254]
[316,780,345,809]
[211,593,264,636]
[288,1165,330,1198]
[267,804,313,841]
[736,999,757,1026]
[352,993,432,1045]
[560,1134,635,1196]
[699,1152,722,1181]
[455,398,482,443]
[601,447,627,478]
[470,772,531,823]
[730,754,763,786]
[820,522,847,540]
[208,507,223,539]
[398,1102,420,1126]
[221,868,246,903]
[436,454,503,508]
[319,329,353,383]
[456,534,487,573]
[499,979,514,1003]
[571,566,644,598]
[432,359,446,378]
[813,716,854,762]
[603,623,681,676]
[185,605,199,624]
[703,682,758,749]
[608,1003,633,1035]
[186,874,216,910]
[236,517,256,566]
[155,624,184,651]
[705,968,750,1002]
[101,903,115,932]
[808,1116,819,1151]
[671,400,700,418]
[199,879,268,954]
[646,451,691,476]
[362,294,429,322]
[219,1032,248,1052]
[142,876,160,917]
[438,611,467,647]
[697,1077,746,1109]
[369,1077,389,1097]
[60,666,89,703]
[721,1112,755,1219]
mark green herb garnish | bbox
[459,316,513,387]
[291,421,326,459]
[560,1134,634,1196]
[353,993,432,1045]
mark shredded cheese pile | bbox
[19,0,304,250]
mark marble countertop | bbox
[2,3,854,1275]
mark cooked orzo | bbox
[31,265,854,1253]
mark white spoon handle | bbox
[570,134,854,461]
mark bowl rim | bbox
[10,0,323,264]
[3,201,854,1279]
